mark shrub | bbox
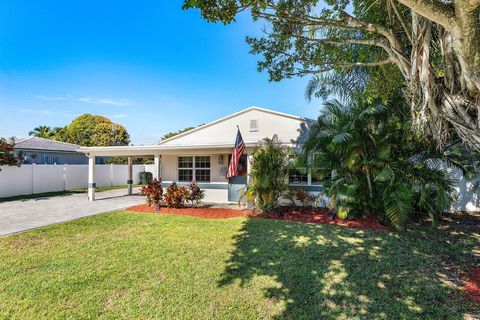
[0,138,19,171]
[164,184,188,208]
[244,135,289,214]
[294,188,311,209]
[303,99,478,229]
[186,181,205,207]
[140,179,163,207]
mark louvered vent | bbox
[250,119,258,132]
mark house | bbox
[78,106,320,202]
[14,137,89,165]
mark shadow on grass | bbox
[219,218,474,319]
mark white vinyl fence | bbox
[0,164,479,212]
[0,164,146,198]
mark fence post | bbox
[110,164,114,187]
[63,164,67,191]
[31,163,35,195]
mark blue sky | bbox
[0,0,321,144]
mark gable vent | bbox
[249,119,258,132]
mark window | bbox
[43,156,59,165]
[288,154,308,184]
[311,170,323,185]
[178,156,210,182]
[178,156,193,182]
[195,156,211,182]
[289,169,308,184]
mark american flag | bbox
[227,128,245,178]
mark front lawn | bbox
[0,212,477,319]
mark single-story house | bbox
[14,137,89,165]
[78,106,320,202]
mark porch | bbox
[77,144,256,202]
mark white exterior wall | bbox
[159,108,310,147]
[448,167,480,212]
[0,164,145,198]
[159,154,229,184]
[145,154,230,203]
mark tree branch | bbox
[285,59,394,77]
[395,0,456,30]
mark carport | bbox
[77,144,252,202]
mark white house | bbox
[78,106,320,202]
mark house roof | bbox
[14,137,80,153]
[77,106,313,156]
[157,106,313,145]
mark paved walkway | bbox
[0,188,144,237]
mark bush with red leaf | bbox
[140,179,163,207]
[186,181,205,207]
[0,137,19,171]
[164,183,189,208]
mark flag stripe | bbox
[227,128,245,178]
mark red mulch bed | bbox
[126,204,387,231]
[464,267,480,303]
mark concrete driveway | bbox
[0,188,144,237]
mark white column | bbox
[246,152,254,209]
[88,156,96,201]
[153,154,161,180]
[246,152,253,185]
[127,156,133,195]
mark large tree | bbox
[65,114,130,147]
[184,0,480,150]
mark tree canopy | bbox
[65,114,130,147]
[29,126,54,139]
[184,0,480,150]
[29,115,130,147]
[161,124,204,141]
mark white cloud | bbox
[36,95,131,106]
[19,108,53,115]
[36,95,68,101]
[76,97,131,106]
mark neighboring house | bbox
[78,106,319,202]
[14,137,91,165]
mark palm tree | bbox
[302,99,472,229]
[244,135,289,214]
[28,126,53,139]
[52,126,68,142]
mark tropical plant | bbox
[244,135,289,214]
[185,0,480,151]
[186,181,206,207]
[303,99,477,229]
[0,137,19,170]
[164,184,189,208]
[294,188,311,210]
[140,179,164,208]
[52,126,68,141]
[28,126,54,138]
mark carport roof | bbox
[76,141,260,157]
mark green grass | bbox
[0,185,141,202]
[0,212,477,319]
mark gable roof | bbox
[157,106,312,145]
[14,137,80,153]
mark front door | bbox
[227,154,248,202]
